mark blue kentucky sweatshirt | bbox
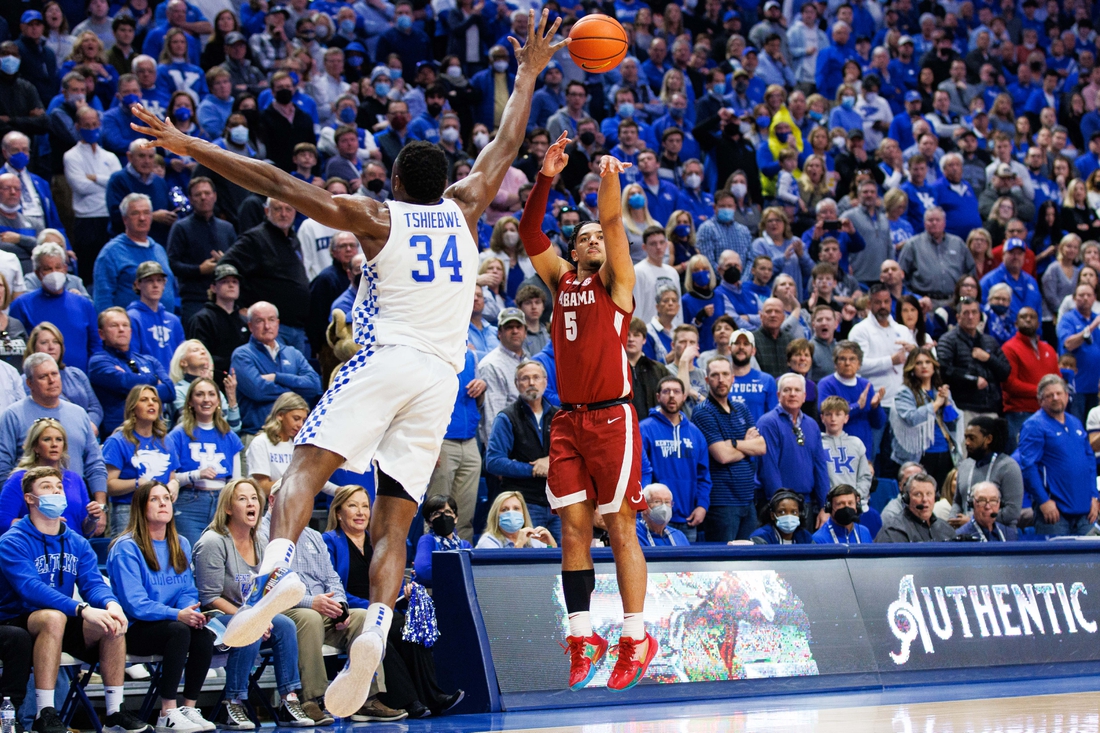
[92,234,178,313]
[126,299,185,373]
[106,534,199,621]
[638,408,713,523]
[0,516,118,620]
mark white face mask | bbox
[473,131,489,148]
[41,271,67,293]
[730,182,747,199]
[833,136,847,148]
[440,127,460,144]
[492,60,509,73]
[684,173,702,189]
[503,231,519,247]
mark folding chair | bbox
[128,655,165,722]
[58,653,101,733]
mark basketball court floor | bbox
[330,675,1100,733]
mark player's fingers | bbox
[537,8,548,37]
[550,38,571,53]
[548,15,562,38]
[507,35,521,54]
[530,9,539,40]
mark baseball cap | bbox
[21,10,44,23]
[345,42,366,56]
[134,261,166,281]
[995,163,1015,178]
[733,68,750,78]
[213,263,240,282]
[370,65,391,82]
[545,60,561,71]
[898,35,914,46]
[268,4,290,17]
[497,307,525,328]
[416,60,438,71]
[848,128,865,139]
[731,329,755,346]
[224,31,246,45]
[743,46,758,56]
[1004,238,1026,252]
[958,128,977,139]
[1090,129,1100,141]
[723,9,740,21]
[764,1,780,10]
[904,90,922,103]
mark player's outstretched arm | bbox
[448,9,568,226]
[130,104,388,246]
[597,155,635,310]
[519,130,571,291]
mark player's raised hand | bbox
[130,104,190,156]
[541,131,571,177]
[599,155,631,178]
[511,9,569,75]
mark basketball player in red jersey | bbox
[519,132,656,692]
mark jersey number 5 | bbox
[564,311,577,341]
[409,235,463,283]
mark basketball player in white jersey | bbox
[130,11,567,718]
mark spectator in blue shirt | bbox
[1016,374,1100,536]
[750,490,815,544]
[375,2,433,83]
[126,261,184,373]
[980,237,1043,324]
[1076,131,1100,182]
[635,483,690,546]
[88,307,174,434]
[888,36,920,90]
[1056,281,1100,419]
[93,192,178,313]
[812,484,874,544]
[100,75,146,158]
[815,22,853,99]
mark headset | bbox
[825,484,862,516]
[900,472,938,514]
[769,490,805,517]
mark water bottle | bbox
[1,696,16,733]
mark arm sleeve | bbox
[519,173,555,257]
[0,415,18,482]
[0,474,25,530]
[0,538,80,615]
[167,226,203,282]
[272,353,322,401]
[81,425,108,497]
[756,418,783,499]
[692,426,712,511]
[996,460,1024,527]
[987,342,1012,381]
[73,370,104,428]
[855,446,872,500]
[232,350,288,401]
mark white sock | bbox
[257,538,296,576]
[622,612,645,642]
[366,602,393,638]
[568,611,592,638]
[35,688,54,715]
[105,686,124,716]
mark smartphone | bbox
[824,220,841,232]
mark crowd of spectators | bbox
[1,0,1100,727]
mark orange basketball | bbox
[568,14,628,73]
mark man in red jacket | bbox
[1000,307,1058,452]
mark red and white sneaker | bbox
[562,633,608,691]
[606,632,658,691]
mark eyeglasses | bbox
[126,359,140,373]
[791,423,805,446]
[973,497,1001,506]
[958,296,976,305]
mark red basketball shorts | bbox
[546,401,646,515]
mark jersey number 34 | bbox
[409,234,463,283]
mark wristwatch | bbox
[75,602,89,618]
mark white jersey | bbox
[297,218,340,281]
[352,197,478,372]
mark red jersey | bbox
[551,270,632,405]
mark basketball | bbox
[567,14,628,73]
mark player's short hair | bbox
[393,141,449,204]
[820,395,850,415]
[567,220,600,252]
[514,284,544,306]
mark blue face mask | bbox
[122,93,141,108]
[628,193,646,210]
[584,191,598,208]
[989,303,1009,315]
[79,128,102,144]
[229,125,250,145]
[716,207,735,224]
[388,67,402,80]
[374,82,391,97]
[338,106,357,123]
[347,55,363,67]
[561,223,575,238]
[8,152,29,171]
[712,82,726,96]
[618,102,635,119]
[499,509,525,534]
[775,514,801,534]
[673,223,691,239]
[776,130,790,143]
[395,14,412,31]
[691,270,711,288]
[173,107,192,121]
[841,96,856,110]
[36,494,68,520]
[756,115,771,130]
[339,18,356,33]
[669,106,684,119]
[0,56,20,75]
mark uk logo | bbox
[829,447,856,474]
[189,443,226,473]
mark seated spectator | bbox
[126,261,184,373]
[889,347,959,489]
[954,481,1018,542]
[0,418,105,537]
[812,484,873,544]
[0,466,153,733]
[635,483,690,546]
[1017,375,1099,537]
[168,378,244,546]
[166,176,236,326]
[105,481,217,733]
[22,323,103,431]
[247,393,333,498]
[231,301,321,435]
[93,192,178,313]
[191,479,313,728]
[322,486,458,720]
[0,354,107,502]
[0,173,40,273]
[819,396,872,505]
[169,339,239,428]
[749,490,815,545]
[412,495,473,588]
[875,472,954,542]
[88,306,173,434]
[10,243,101,372]
[186,263,248,381]
[639,376,711,542]
[475,491,556,549]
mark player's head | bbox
[392,140,448,204]
[569,220,605,268]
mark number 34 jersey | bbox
[550,270,633,405]
[355,198,477,372]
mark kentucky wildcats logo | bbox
[189,443,226,473]
[829,447,856,474]
[132,449,171,482]
[148,324,174,348]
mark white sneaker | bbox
[223,569,305,647]
[155,708,203,733]
[325,628,384,718]
[126,665,151,681]
[178,707,215,732]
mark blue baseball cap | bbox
[743,46,758,55]
[905,90,922,102]
[345,42,366,55]
[545,60,561,71]
[21,10,44,23]
[723,9,740,21]
[1004,238,1027,252]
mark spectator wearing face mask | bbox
[812,484,873,544]
[750,490,815,544]
[475,491,555,549]
[636,483,690,546]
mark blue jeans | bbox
[108,501,130,537]
[1004,411,1031,455]
[174,489,220,548]
[1034,512,1095,537]
[277,325,309,359]
[224,613,300,700]
[702,504,757,543]
[526,504,562,546]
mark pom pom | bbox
[402,581,439,648]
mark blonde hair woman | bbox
[1062,178,1100,240]
[476,491,556,548]
[169,339,239,431]
[665,209,698,273]
[622,183,659,263]
[476,257,507,324]
[799,154,834,214]
[247,392,334,497]
[480,216,534,297]
[63,30,116,100]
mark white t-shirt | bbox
[1085,406,1100,458]
[632,259,682,325]
[246,432,293,482]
